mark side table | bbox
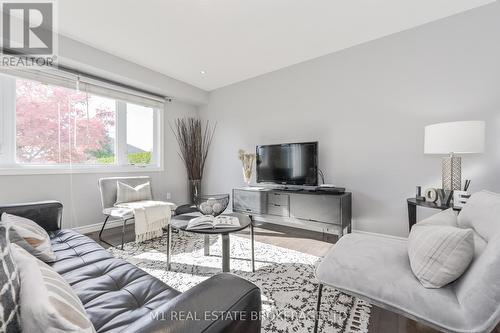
[407,198,462,231]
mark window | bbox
[126,103,154,165]
[0,72,163,174]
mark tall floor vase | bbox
[189,179,201,204]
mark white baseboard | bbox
[71,219,407,241]
[71,219,135,235]
[352,229,407,241]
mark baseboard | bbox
[352,229,407,241]
[71,219,135,235]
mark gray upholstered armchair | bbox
[314,190,500,333]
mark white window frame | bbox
[0,75,164,175]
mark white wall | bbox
[200,3,500,237]
[59,36,208,105]
[0,101,197,229]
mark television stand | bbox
[279,187,304,192]
[232,187,352,237]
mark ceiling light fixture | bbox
[200,70,206,75]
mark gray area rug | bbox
[108,231,370,332]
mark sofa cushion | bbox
[1,212,56,262]
[12,244,96,333]
[49,229,180,333]
[0,226,21,333]
[458,190,500,241]
[408,225,474,288]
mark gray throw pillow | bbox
[115,181,153,204]
[0,226,21,333]
[408,224,474,288]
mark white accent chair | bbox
[97,176,150,249]
[314,190,500,333]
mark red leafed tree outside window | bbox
[15,79,116,164]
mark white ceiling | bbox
[57,0,494,91]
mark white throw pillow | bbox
[1,213,56,262]
[417,208,458,227]
[115,181,152,204]
[408,224,474,288]
[11,244,96,333]
[457,190,500,241]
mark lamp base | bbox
[442,155,461,190]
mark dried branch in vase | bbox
[171,118,216,180]
[238,149,256,185]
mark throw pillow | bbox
[457,190,500,241]
[0,213,56,262]
[416,208,458,227]
[115,181,153,204]
[11,244,96,333]
[0,226,21,333]
[408,225,474,288]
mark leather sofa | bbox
[0,201,261,333]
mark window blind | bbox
[0,67,167,109]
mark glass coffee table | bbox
[166,212,255,273]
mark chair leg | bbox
[99,215,131,249]
[314,283,324,333]
[99,216,110,242]
[121,219,126,250]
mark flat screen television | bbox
[256,142,318,186]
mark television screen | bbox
[256,142,318,186]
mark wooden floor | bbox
[87,223,495,333]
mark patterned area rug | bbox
[108,231,371,332]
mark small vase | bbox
[188,179,201,204]
[242,167,252,185]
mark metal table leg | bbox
[166,224,171,271]
[204,234,210,256]
[222,233,230,272]
[250,217,255,272]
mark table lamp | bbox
[424,120,485,190]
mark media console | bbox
[232,187,352,237]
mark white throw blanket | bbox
[116,200,175,242]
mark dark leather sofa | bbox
[0,201,261,333]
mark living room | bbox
[0,1,499,333]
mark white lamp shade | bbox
[424,120,485,154]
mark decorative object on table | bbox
[424,120,485,190]
[186,215,240,230]
[194,194,230,217]
[464,179,471,191]
[453,191,471,208]
[415,186,425,201]
[453,179,472,208]
[424,188,438,203]
[238,149,256,185]
[437,189,453,206]
[171,118,216,203]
